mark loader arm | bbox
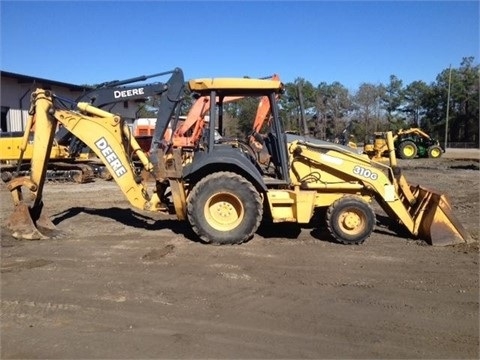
[397,127,431,140]
[290,140,416,230]
[289,137,472,245]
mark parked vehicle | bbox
[5,70,470,247]
[364,128,444,160]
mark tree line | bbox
[276,56,479,147]
[138,56,478,147]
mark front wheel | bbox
[428,145,443,158]
[326,196,376,245]
[187,171,263,245]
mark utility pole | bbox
[444,65,452,150]
[297,82,310,136]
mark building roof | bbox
[1,70,92,92]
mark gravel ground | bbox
[1,153,478,359]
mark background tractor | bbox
[364,127,444,160]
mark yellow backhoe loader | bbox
[4,69,472,247]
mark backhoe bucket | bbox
[409,185,473,246]
[6,202,57,240]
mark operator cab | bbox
[188,77,290,185]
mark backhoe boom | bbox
[6,89,173,239]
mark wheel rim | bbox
[337,209,366,236]
[204,192,244,231]
[430,148,441,158]
[403,145,415,157]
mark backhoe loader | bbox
[4,70,472,247]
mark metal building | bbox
[0,71,141,133]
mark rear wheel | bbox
[397,140,418,159]
[428,145,443,158]
[326,196,376,245]
[187,171,263,245]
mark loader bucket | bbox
[6,202,57,240]
[409,185,473,246]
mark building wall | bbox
[0,77,83,132]
[1,75,139,132]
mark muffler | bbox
[410,185,473,246]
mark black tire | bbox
[187,171,263,245]
[397,140,418,159]
[428,145,443,159]
[1,171,13,183]
[326,196,376,245]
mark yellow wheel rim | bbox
[430,148,441,158]
[338,210,365,236]
[204,192,244,231]
[402,145,415,157]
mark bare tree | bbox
[353,83,384,141]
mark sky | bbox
[1,1,478,91]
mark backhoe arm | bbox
[6,89,166,240]
[8,90,57,208]
[58,68,185,157]
[75,82,169,113]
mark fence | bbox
[447,142,479,149]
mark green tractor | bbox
[395,128,444,159]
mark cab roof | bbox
[188,78,283,94]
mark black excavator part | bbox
[1,162,96,184]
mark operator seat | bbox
[263,132,283,178]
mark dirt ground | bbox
[1,149,479,359]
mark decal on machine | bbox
[95,137,127,177]
[353,166,378,180]
[114,87,145,99]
